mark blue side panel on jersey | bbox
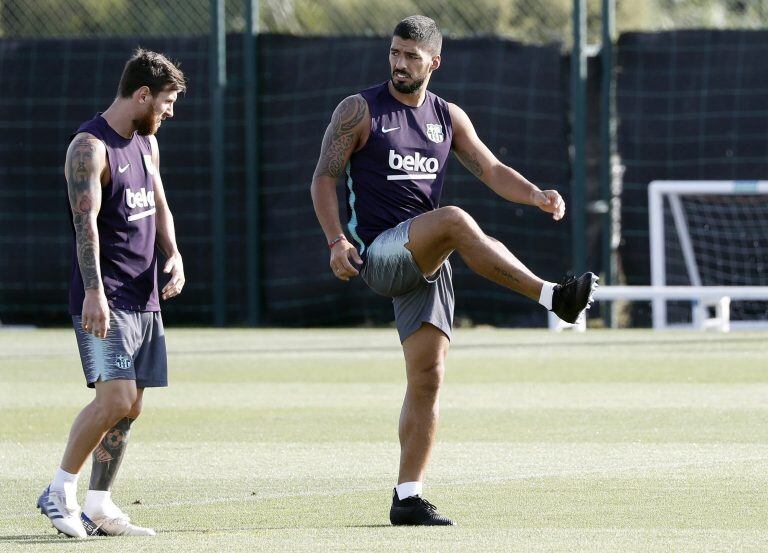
[345,165,365,255]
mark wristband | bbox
[328,234,347,249]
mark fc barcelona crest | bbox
[426,123,444,143]
[115,354,132,370]
[143,154,156,176]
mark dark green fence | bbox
[2,1,767,327]
[615,29,768,324]
[0,34,573,327]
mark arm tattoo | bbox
[454,148,484,178]
[66,137,102,290]
[314,95,367,179]
[494,265,520,284]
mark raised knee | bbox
[440,206,469,225]
[439,206,476,242]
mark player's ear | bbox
[430,55,441,72]
[135,85,152,104]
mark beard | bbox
[134,105,160,136]
[391,71,425,94]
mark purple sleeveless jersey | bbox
[68,114,159,314]
[346,82,453,255]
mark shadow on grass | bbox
[0,534,82,544]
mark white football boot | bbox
[37,486,88,538]
[83,507,156,536]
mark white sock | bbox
[538,281,556,311]
[51,467,79,510]
[84,490,122,518]
[396,481,423,500]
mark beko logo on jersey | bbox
[125,188,157,222]
[387,150,439,181]
[125,188,155,209]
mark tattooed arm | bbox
[65,132,111,338]
[310,94,369,281]
[448,103,565,221]
[148,134,185,300]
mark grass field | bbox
[1,327,767,552]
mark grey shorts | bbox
[361,218,454,343]
[72,309,168,389]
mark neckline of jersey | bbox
[384,82,429,110]
[97,113,135,144]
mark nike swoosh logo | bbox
[118,164,130,173]
[382,126,400,133]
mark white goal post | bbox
[550,285,767,332]
[648,180,768,330]
[550,180,768,331]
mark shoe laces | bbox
[97,514,131,529]
[95,506,131,525]
[416,497,438,512]
[559,274,576,287]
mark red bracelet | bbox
[328,234,347,249]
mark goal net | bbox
[649,181,768,329]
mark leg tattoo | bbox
[89,417,134,491]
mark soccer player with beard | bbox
[311,16,597,525]
[37,49,186,538]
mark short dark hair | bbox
[117,48,186,98]
[393,15,442,56]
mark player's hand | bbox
[82,289,110,339]
[162,252,185,300]
[330,239,362,281]
[533,189,565,221]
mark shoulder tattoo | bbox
[316,95,367,179]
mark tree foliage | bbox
[1,0,765,41]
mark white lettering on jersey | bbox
[387,150,439,180]
[125,188,157,221]
[125,188,156,209]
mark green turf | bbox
[1,328,767,552]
